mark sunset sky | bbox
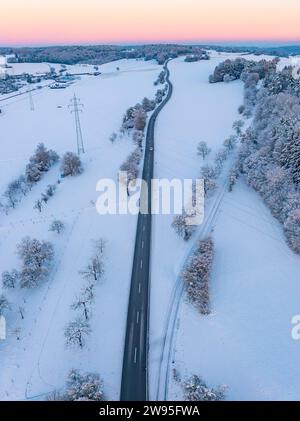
[1,0,300,46]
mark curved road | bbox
[120,61,173,401]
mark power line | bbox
[69,93,85,155]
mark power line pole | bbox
[69,93,85,155]
[28,89,34,111]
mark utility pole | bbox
[28,89,34,111]
[69,93,85,155]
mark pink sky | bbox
[1,0,300,45]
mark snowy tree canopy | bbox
[17,237,54,288]
[61,152,83,177]
[183,375,227,401]
[63,369,104,401]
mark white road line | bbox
[143,225,145,232]
[142,240,144,249]
[140,260,143,269]
[134,347,137,364]
[138,283,141,293]
[136,311,140,324]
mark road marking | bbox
[134,347,137,364]
[138,283,141,293]
[142,240,144,249]
[143,225,145,232]
[140,260,143,269]
[136,311,140,324]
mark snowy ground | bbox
[149,53,300,401]
[0,58,161,400]
[172,179,300,400]
[149,53,243,398]
[1,50,300,401]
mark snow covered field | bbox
[149,53,300,400]
[0,58,161,400]
[149,53,244,398]
[1,50,300,401]
[172,179,300,401]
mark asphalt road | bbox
[120,62,173,401]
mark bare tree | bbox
[34,199,43,213]
[223,135,237,151]
[71,286,94,320]
[18,306,25,320]
[65,318,91,348]
[4,180,21,209]
[0,294,10,315]
[80,257,104,282]
[49,220,65,234]
[197,141,211,160]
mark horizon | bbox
[1,41,300,49]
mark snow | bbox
[149,54,243,399]
[0,58,161,400]
[172,179,300,401]
[1,49,300,401]
[149,53,300,401]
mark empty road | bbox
[120,61,173,401]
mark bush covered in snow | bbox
[17,237,54,288]
[2,269,19,289]
[172,212,196,241]
[201,165,218,196]
[182,237,214,314]
[142,97,156,112]
[0,144,59,213]
[52,369,105,401]
[26,143,59,183]
[120,148,142,195]
[228,163,240,192]
[154,70,166,85]
[61,152,83,176]
[184,52,209,62]
[155,88,166,104]
[183,375,227,401]
[121,102,148,135]
[133,106,147,131]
